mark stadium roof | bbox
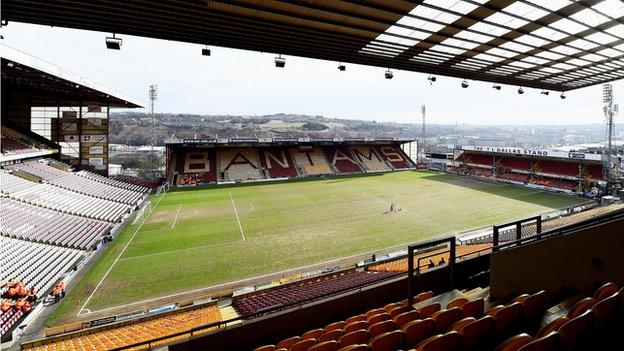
[1,44,142,108]
[2,1,624,92]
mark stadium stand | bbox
[534,160,579,177]
[531,177,578,192]
[376,145,413,170]
[0,198,111,250]
[77,171,150,193]
[322,146,362,174]
[21,304,222,351]
[465,166,492,178]
[258,147,299,178]
[497,157,531,171]
[219,148,264,181]
[111,174,159,189]
[583,164,602,180]
[0,126,51,156]
[1,237,83,302]
[498,172,529,183]
[233,270,398,317]
[176,150,218,186]
[350,145,392,172]
[0,172,131,222]
[4,161,145,205]
[291,147,333,176]
[466,153,493,167]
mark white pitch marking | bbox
[171,204,182,229]
[77,191,167,316]
[242,202,255,217]
[229,191,246,242]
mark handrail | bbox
[407,236,455,306]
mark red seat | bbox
[567,297,597,319]
[447,298,468,309]
[495,333,532,351]
[401,318,435,347]
[458,315,494,351]
[253,345,276,351]
[318,329,344,343]
[339,330,368,348]
[415,291,434,302]
[518,331,559,351]
[367,313,391,326]
[337,345,369,351]
[449,317,476,333]
[309,340,340,351]
[393,310,419,327]
[431,307,462,333]
[419,303,441,319]
[344,321,368,334]
[302,328,324,340]
[593,282,618,301]
[366,308,386,319]
[388,305,410,318]
[590,292,620,332]
[367,320,396,338]
[491,302,523,335]
[368,330,404,351]
[325,321,347,333]
[414,331,459,351]
[290,338,317,351]
[520,290,547,323]
[461,298,484,319]
[536,317,568,339]
[345,315,366,325]
[277,336,301,349]
[558,310,593,351]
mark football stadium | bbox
[1,1,624,351]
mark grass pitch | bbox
[49,171,586,325]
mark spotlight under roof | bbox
[560,92,566,100]
[492,85,502,90]
[385,69,393,79]
[541,91,550,96]
[105,34,121,50]
[461,80,469,89]
[202,46,211,56]
[428,75,436,84]
[338,63,346,71]
[517,87,524,95]
[274,54,285,68]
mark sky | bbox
[3,22,623,125]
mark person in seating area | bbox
[428,259,435,268]
[438,257,446,266]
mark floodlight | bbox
[560,92,566,99]
[428,75,437,84]
[202,46,211,56]
[275,54,285,68]
[492,85,501,90]
[385,69,393,79]
[461,80,469,88]
[541,91,549,95]
[517,87,524,95]
[338,63,346,71]
[105,34,122,50]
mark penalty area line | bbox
[229,191,246,242]
[77,190,167,316]
[171,204,182,229]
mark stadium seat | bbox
[457,315,494,351]
[393,310,419,327]
[367,313,391,325]
[414,331,459,351]
[401,318,435,347]
[558,310,593,351]
[590,292,620,332]
[290,338,317,351]
[302,328,324,340]
[418,303,441,319]
[567,297,597,319]
[593,282,618,301]
[367,330,404,351]
[415,291,434,302]
[325,321,347,333]
[461,298,484,319]
[344,321,368,334]
[254,345,276,351]
[276,336,301,349]
[517,331,559,351]
[446,298,468,309]
[495,333,532,351]
[489,302,523,336]
[339,329,368,347]
[388,305,410,317]
[337,345,369,351]
[309,340,340,351]
[536,317,568,339]
[346,315,367,325]
[318,329,344,343]
[449,316,476,333]
[367,320,395,338]
[431,307,462,333]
